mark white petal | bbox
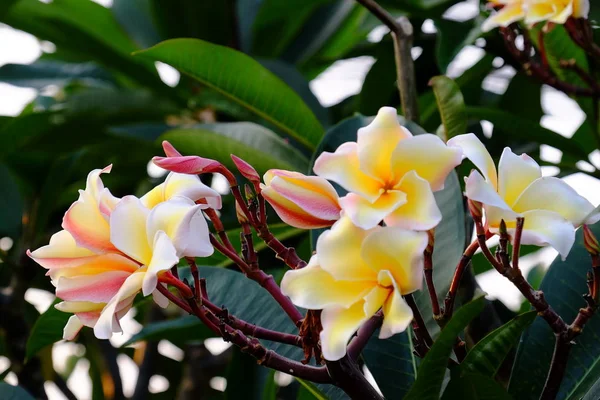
[465,170,512,211]
[143,231,180,296]
[448,133,498,189]
[497,148,541,207]
[63,315,84,340]
[110,196,152,264]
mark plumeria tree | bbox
[2,0,600,399]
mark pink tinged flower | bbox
[141,172,222,210]
[261,169,342,229]
[231,155,260,183]
[110,195,213,297]
[448,133,600,259]
[313,106,462,230]
[62,165,120,253]
[280,216,428,360]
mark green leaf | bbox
[26,298,70,361]
[309,114,467,398]
[122,316,214,347]
[430,75,467,140]
[134,38,324,149]
[112,0,162,49]
[262,371,277,400]
[441,373,513,400]
[466,106,588,160]
[0,61,114,89]
[434,18,482,74]
[0,164,23,240]
[462,311,536,377]
[509,223,600,399]
[404,295,486,400]
[159,123,310,174]
[296,378,328,400]
[0,112,58,159]
[0,383,35,400]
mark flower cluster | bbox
[29,167,221,340]
[482,0,589,31]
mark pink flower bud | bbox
[162,140,183,157]
[153,155,222,175]
[231,155,260,183]
[261,170,341,229]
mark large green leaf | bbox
[430,75,467,140]
[122,316,214,347]
[159,122,310,174]
[135,39,324,149]
[309,114,467,398]
[404,295,486,400]
[441,373,512,400]
[25,298,69,361]
[0,164,23,240]
[112,0,162,49]
[0,61,114,90]
[0,383,35,400]
[434,18,482,74]
[509,224,600,399]
[462,311,536,377]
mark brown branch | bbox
[404,294,433,358]
[326,356,384,399]
[355,0,419,122]
[512,217,524,271]
[424,230,441,318]
[443,240,480,321]
[347,311,384,360]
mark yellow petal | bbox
[447,134,498,189]
[316,216,378,281]
[356,107,410,183]
[361,228,427,294]
[110,196,152,265]
[143,231,180,296]
[497,148,541,207]
[481,3,526,31]
[379,273,413,339]
[385,171,442,231]
[339,190,407,230]
[573,0,590,17]
[280,256,374,309]
[313,142,383,202]
[512,177,595,227]
[28,230,95,270]
[391,134,462,191]
[320,300,371,361]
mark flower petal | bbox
[46,253,139,281]
[316,216,378,281]
[447,133,498,189]
[143,231,180,296]
[28,230,95,270]
[313,142,383,202]
[465,170,511,210]
[281,256,374,309]
[339,190,407,230]
[379,272,413,339]
[574,0,590,18]
[262,186,339,229]
[361,227,427,294]
[497,148,541,207]
[141,172,222,210]
[94,272,144,339]
[110,196,152,265]
[512,177,595,227]
[357,107,409,183]
[153,284,170,308]
[56,270,132,303]
[385,171,442,230]
[63,315,84,340]
[481,3,525,32]
[320,300,371,361]
[391,134,462,191]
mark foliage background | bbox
[1,0,600,399]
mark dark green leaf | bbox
[262,371,277,400]
[441,373,513,400]
[26,299,70,361]
[134,39,324,149]
[112,0,162,49]
[0,383,35,400]
[462,311,536,377]
[0,164,22,240]
[296,378,328,400]
[430,75,467,140]
[404,295,486,400]
[0,61,114,89]
[160,123,310,174]
[122,316,214,347]
[434,18,482,74]
[0,112,58,159]
[509,224,600,399]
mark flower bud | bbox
[261,170,341,229]
[468,199,483,220]
[584,225,600,256]
[231,155,260,184]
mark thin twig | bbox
[424,230,441,318]
[404,294,433,357]
[512,217,524,271]
[443,240,480,321]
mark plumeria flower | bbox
[93,195,214,338]
[261,170,341,229]
[313,107,462,230]
[482,0,589,31]
[281,216,427,361]
[448,133,600,259]
[141,171,222,210]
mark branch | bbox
[326,356,384,399]
[443,240,480,321]
[424,230,441,318]
[404,293,433,357]
[355,0,419,122]
[347,311,384,360]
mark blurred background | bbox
[1,0,599,399]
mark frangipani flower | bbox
[313,107,462,230]
[261,170,341,229]
[448,133,600,259]
[141,171,222,210]
[281,216,427,361]
[482,0,589,31]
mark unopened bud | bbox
[426,229,435,254]
[468,199,483,220]
[244,184,256,202]
[231,155,260,183]
[236,200,250,225]
[584,225,600,256]
[499,220,508,236]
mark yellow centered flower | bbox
[482,0,589,31]
[448,133,600,259]
[313,107,462,230]
[281,216,428,361]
